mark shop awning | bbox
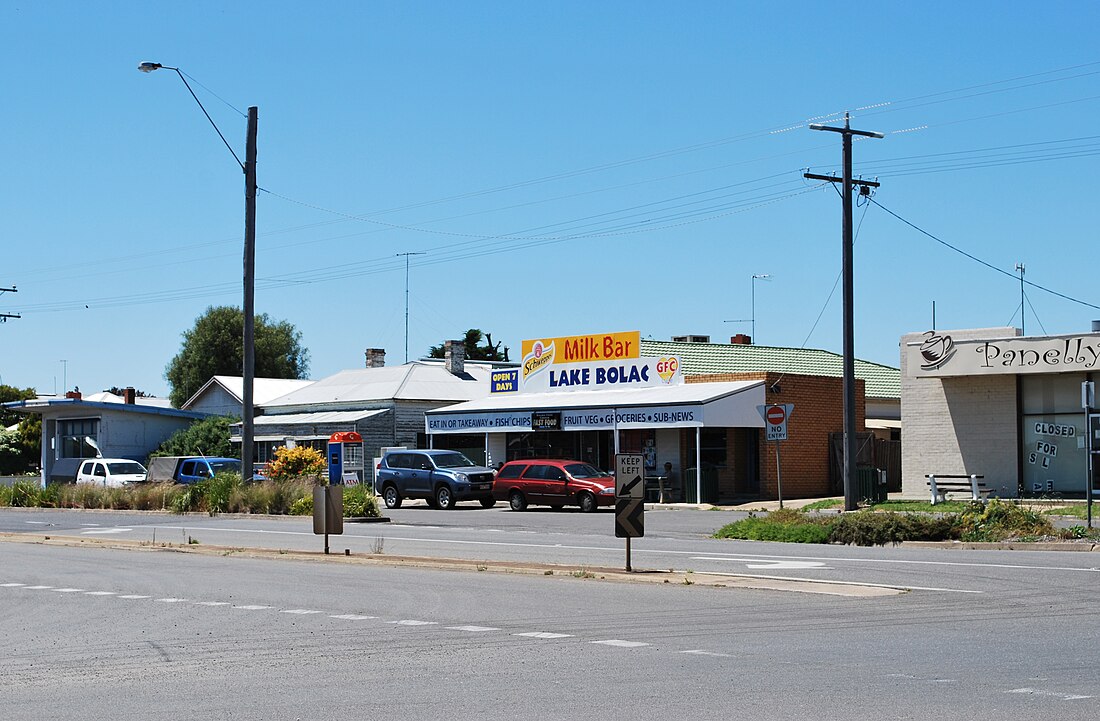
[425,381,766,434]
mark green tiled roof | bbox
[640,340,900,399]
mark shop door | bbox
[1090,414,1100,493]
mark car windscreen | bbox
[431,452,477,468]
[107,462,146,475]
[208,460,242,474]
[564,463,608,479]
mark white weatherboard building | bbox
[901,326,1100,498]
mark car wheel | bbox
[436,485,455,510]
[383,485,402,509]
[509,490,527,511]
[578,492,596,513]
[479,497,497,508]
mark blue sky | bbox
[2,2,1098,398]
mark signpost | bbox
[757,404,794,508]
[615,453,644,571]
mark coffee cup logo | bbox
[919,331,956,370]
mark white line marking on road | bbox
[1,583,27,587]
[591,640,649,648]
[150,524,1100,574]
[390,619,438,626]
[52,588,84,593]
[233,605,272,610]
[156,598,188,603]
[329,614,376,620]
[80,524,101,527]
[84,591,116,596]
[746,561,830,570]
[282,609,323,615]
[25,521,49,525]
[1006,687,1094,700]
[681,650,733,657]
[445,625,500,632]
[515,632,573,639]
[194,601,231,607]
[117,595,150,599]
[699,571,983,594]
[23,585,54,590]
[80,528,133,535]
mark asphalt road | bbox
[2,534,1098,720]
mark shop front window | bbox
[1020,374,1089,495]
[58,418,99,459]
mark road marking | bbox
[1006,687,1094,700]
[591,640,649,648]
[84,591,116,596]
[25,521,51,525]
[1,583,27,587]
[194,601,231,607]
[117,594,150,599]
[282,609,323,615]
[390,619,438,626]
[514,632,572,639]
[699,571,983,594]
[446,625,500,632]
[156,598,188,603]
[23,585,54,590]
[746,561,830,570]
[329,614,376,620]
[80,528,133,535]
[681,650,733,657]
[52,588,85,593]
[80,523,101,527]
[233,605,272,610]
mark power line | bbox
[869,198,1100,311]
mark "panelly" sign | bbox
[908,331,1100,377]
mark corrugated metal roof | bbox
[639,340,900,399]
[263,361,494,408]
[254,408,389,425]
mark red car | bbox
[492,459,616,512]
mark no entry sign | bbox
[757,403,794,442]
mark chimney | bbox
[123,387,136,404]
[364,348,386,368]
[730,334,752,345]
[444,340,465,375]
[65,390,82,400]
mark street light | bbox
[140,61,258,479]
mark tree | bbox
[105,387,152,398]
[149,415,236,460]
[428,329,509,362]
[165,306,310,408]
[0,384,37,429]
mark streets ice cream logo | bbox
[656,357,679,384]
[522,341,556,380]
[919,331,956,370]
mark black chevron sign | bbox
[615,499,644,538]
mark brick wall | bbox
[687,373,864,500]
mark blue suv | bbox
[376,449,497,510]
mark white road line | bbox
[329,614,376,620]
[80,528,133,535]
[681,650,733,657]
[1,583,27,587]
[282,609,322,615]
[117,594,150,599]
[52,588,84,593]
[514,632,573,639]
[79,524,101,527]
[445,625,500,632]
[390,619,438,626]
[233,605,273,610]
[699,571,983,594]
[25,521,49,525]
[23,585,54,590]
[84,591,116,596]
[194,601,231,607]
[156,598,188,603]
[591,640,649,648]
[1006,687,1094,700]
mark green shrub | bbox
[713,511,832,543]
[0,484,11,505]
[955,499,1054,541]
[288,495,312,516]
[827,511,957,546]
[194,472,242,515]
[9,480,43,507]
[343,485,380,518]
